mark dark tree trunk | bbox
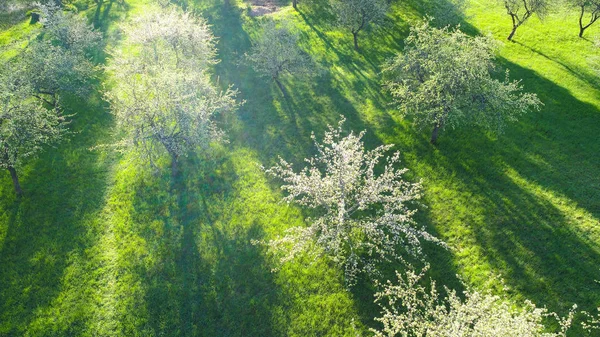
[8,166,22,197]
[274,78,288,98]
[30,12,40,24]
[171,152,179,178]
[579,5,586,37]
[353,32,359,50]
[93,0,103,28]
[293,0,297,10]
[507,26,517,41]
[430,124,441,144]
[578,5,597,38]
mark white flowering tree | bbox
[331,0,388,50]
[372,265,576,337]
[246,20,315,97]
[0,3,92,197]
[105,7,238,176]
[0,71,67,197]
[20,3,101,107]
[383,21,541,144]
[502,0,550,40]
[264,118,441,285]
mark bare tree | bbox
[570,0,600,37]
[502,0,550,40]
[332,0,388,50]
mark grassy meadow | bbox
[0,0,599,335]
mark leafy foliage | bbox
[264,118,441,285]
[246,19,315,95]
[0,3,92,195]
[105,7,238,173]
[331,0,388,50]
[0,73,66,171]
[17,3,101,106]
[372,265,576,337]
[383,21,541,143]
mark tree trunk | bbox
[430,124,441,144]
[274,78,288,98]
[30,12,40,24]
[579,5,586,38]
[353,32,359,50]
[93,0,103,28]
[507,26,517,41]
[170,152,179,178]
[7,166,22,197]
[293,0,297,10]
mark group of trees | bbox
[0,3,99,196]
[3,2,599,335]
[503,0,600,39]
[0,4,235,195]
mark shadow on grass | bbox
[392,59,600,332]
[125,152,284,336]
[194,0,467,332]
[513,41,600,91]
[0,3,131,334]
[0,89,115,335]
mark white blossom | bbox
[372,265,576,337]
[264,117,441,285]
[105,6,238,175]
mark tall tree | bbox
[331,0,388,50]
[263,118,441,285]
[502,0,549,40]
[105,7,238,177]
[246,20,315,97]
[0,71,67,197]
[0,3,95,196]
[571,0,600,37]
[383,21,541,144]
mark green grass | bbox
[1,0,600,335]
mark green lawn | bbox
[0,0,599,335]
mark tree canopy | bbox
[331,0,388,50]
[246,20,315,97]
[264,118,440,285]
[105,7,238,176]
[383,21,541,144]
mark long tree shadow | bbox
[513,41,600,91]
[385,58,600,333]
[0,89,115,335]
[0,2,133,334]
[128,152,285,336]
[193,0,467,333]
